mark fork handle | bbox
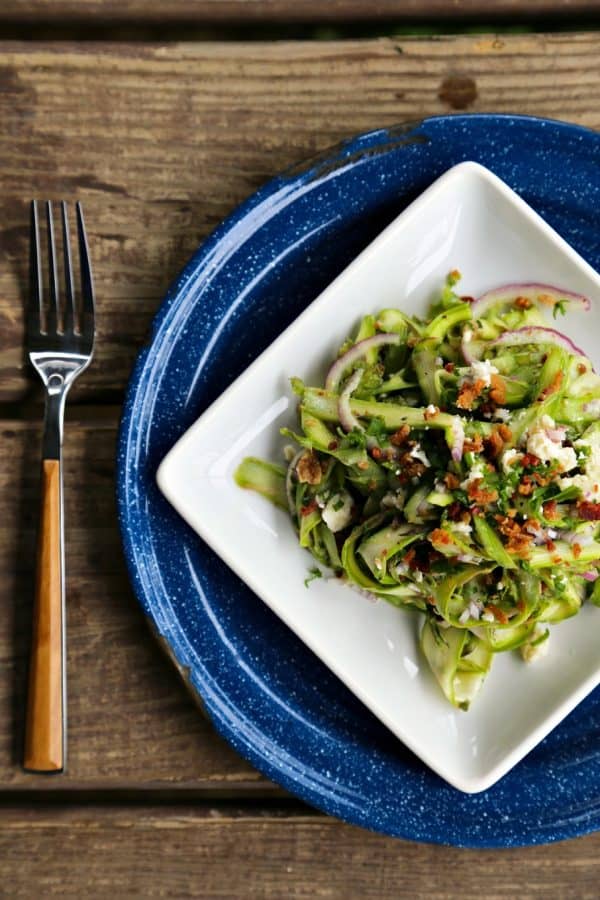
[24,458,65,773]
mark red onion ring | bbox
[471,283,590,318]
[338,369,364,433]
[491,326,589,360]
[325,333,401,392]
[461,337,485,366]
[450,417,465,462]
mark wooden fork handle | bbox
[24,458,65,773]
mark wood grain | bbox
[0,33,599,889]
[1,36,600,403]
[23,459,64,774]
[0,416,274,790]
[1,805,600,898]
[0,0,598,23]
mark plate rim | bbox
[117,113,600,847]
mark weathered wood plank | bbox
[1,805,600,898]
[0,415,275,790]
[0,0,597,23]
[1,35,600,403]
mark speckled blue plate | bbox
[118,114,600,848]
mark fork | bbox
[23,201,95,773]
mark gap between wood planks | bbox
[0,401,123,423]
[0,790,309,810]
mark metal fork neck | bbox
[30,352,90,460]
[42,381,67,460]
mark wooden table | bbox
[2,31,600,897]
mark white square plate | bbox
[157,161,600,792]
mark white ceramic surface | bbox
[157,161,600,792]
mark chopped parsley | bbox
[304,567,323,588]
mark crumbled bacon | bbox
[485,603,509,624]
[508,533,533,555]
[489,373,507,405]
[576,501,600,521]
[327,440,339,451]
[397,451,427,479]
[444,362,455,373]
[546,539,556,552]
[444,472,460,490]
[495,514,534,556]
[578,363,587,375]
[497,424,513,442]
[429,528,452,546]
[404,548,417,568]
[424,405,440,421]
[463,434,484,453]
[371,447,383,460]
[457,378,486,410]
[300,499,318,517]
[538,370,563,400]
[296,452,323,485]
[573,542,582,559]
[517,477,534,496]
[515,296,532,310]
[533,472,551,486]
[466,478,498,504]
[484,430,504,460]
[521,453,541,468]
[543,500,558,521]
[390,425,410,446]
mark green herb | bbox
[365,416,388,443]
[304,567,323,588]
[553,299,567,318]
[343,428,367,450]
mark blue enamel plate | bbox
[118,114,600,847]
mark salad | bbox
[235,274,600,710]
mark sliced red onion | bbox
[583,571,598,582]
[338,369,364,433]
[325,333,401,392]
[450,417,465,462]
[562,530,595,547]
[491,326,589,360]
[471,283,590,318]
[545,424,567,443]
[460,337,486,366]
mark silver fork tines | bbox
[24,200,95,774]
[28,201,95,459]
[29,200,95,350]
